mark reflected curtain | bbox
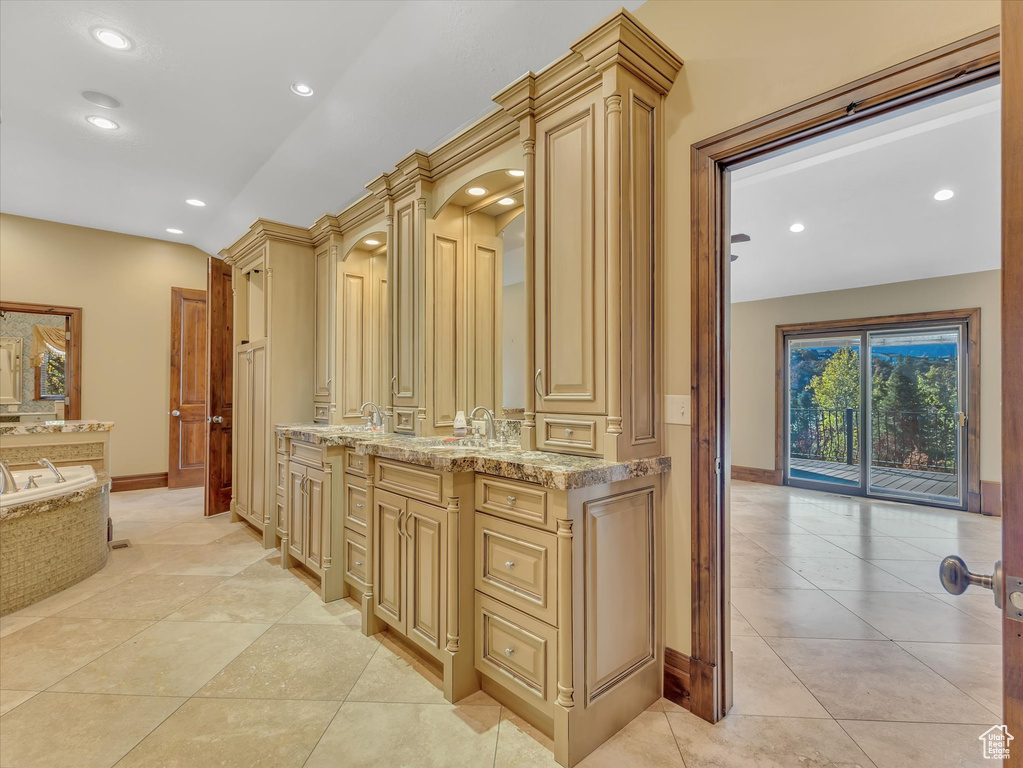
[30,324,65,366]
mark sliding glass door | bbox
[785,322,967,508]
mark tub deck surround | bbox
[274,424,670,491]
[0,470,110,615]
[0,420,114,435]
[0,420,114,474]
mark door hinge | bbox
[715,458,723,475]
[65,331,71,340]
[64,396,70,405]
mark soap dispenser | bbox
[453,410,468,437]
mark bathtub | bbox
[0,465,110,615]
[0,464,97,508]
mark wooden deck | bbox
[790,458,958,499]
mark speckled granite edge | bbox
[0,420,115,436]
[0,472,111,521]
[275,424,670,490]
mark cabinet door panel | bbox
[250,342,268,526]
[374,489,406,632]
[406,500,445,656]
[287,466,306,563]
[535,94,605,415]
[392,200,418,407]
[314,246,331,398]
[234,349,251,517]
[305,467,327,573]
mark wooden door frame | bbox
[689,28,1001,723]
[774,308,982,512]
[0,300,82,420]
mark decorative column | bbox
[446,496,460,653]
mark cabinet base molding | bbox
[730,466,782,485]
[111,472,169,492]
[663,647,691,710]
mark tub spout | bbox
[0,462,17,495]
[38,458,66,484]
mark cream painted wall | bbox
[633,0,1000,655]
[731,271,1002,481]
[0,214,209,477]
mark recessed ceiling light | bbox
[364,239,380,246]
[166,228,183,235]
[789,223,805,233]
[933,189,955,201]
[506,170,524,178]
[185,199,206,207]
[81,90,121,109]
[93,28,131,50]
[86,115,119,130]
[498,197,516,206]
[291,83,314,97]
[467,187,488,196]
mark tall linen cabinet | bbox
[222,220,315,546]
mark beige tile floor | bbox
[0,482,1004,767]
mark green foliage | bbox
[808,347,860,410]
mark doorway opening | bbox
[688,28,1009,743]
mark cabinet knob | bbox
[355,503,364,509]
[564,428,574,437]
[354,560,363,567]
[504,647,515,657]
[506,495,516,506]
[505,561,515,570]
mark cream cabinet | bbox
[367,456,477,702]
[312,244,333,421]
[472,472,664,768]
[286,462,330,575]
[222,221,315,546]
[233,341,266,531]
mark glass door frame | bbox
[779,310,978,511]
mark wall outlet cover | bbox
[665,394,691,426]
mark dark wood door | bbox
[205,258,233,515]
[1002,2,1022,759]
[169,287,207,489]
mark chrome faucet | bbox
[0,462,17,495]
[469,406,496,443]
[38,458,65,483]
[360,402,385,431]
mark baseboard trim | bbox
[111,472,169,492]
[663,647,691,710]
[980,481,1002,516]
[731,465,782,485]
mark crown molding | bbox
[571,9,683,94]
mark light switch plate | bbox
[665,394,691,426]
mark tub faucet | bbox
[38,458,65,483]
[360,402,385,431]
[469,406,496,443]
[0,462,17,495]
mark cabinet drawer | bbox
[313,403,330,423]
[376,458,444,507]
[345,477,369,533]
[393,408,416,433]
[276,434,287,453]
[476,514,557,625]
[344,449,369,477]
[290,440,325,468]
[344,529,369,588]
[537,414,603,456]
[475,476,550,531]
[475,593,555,713]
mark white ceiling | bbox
[0,0,638,256]
[730,82,1001,303]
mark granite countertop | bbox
[0,420,115,436]
[0,472,111,521]
[275,423,670,490]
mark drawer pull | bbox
[505,560,516,570]
[564,428,574,437]
[355,503,364,509]
[506,495,516,505]
[354,460,363,468]
[504,647,515,657]
[354,560,363,567]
